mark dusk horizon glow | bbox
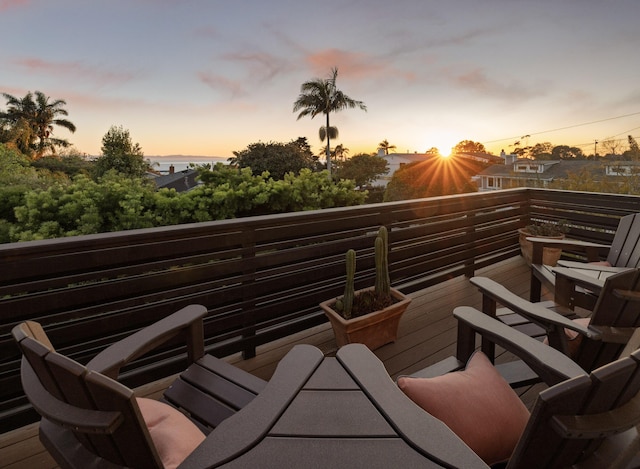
[2,1,639,159]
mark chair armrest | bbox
[553,266,606,292]
[454,306,586,385]
[526,237,610,250]
[470,277,599,338]
[527,237,610,263]
[556,260,628,273]
[87,304,208,379]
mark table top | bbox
[179,344,487,468]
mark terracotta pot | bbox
[320,287,411,351]
[518,228,565,266]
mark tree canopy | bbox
[335,153,388,187]
[551,145,584,159]
[230,139,319,180]
[384,155,483,201]
[92,125,151,178]
[452,140,486,154]
[0,91,76,158]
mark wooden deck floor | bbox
[1,256,542,469]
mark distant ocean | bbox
[149,156,229,174]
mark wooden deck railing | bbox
[1,187,639,432]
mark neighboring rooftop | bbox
[152,167,201,192]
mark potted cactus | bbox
[518,219,569,266]
[319,226,412,350]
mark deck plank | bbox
[1,256,551,468]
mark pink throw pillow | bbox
[137,398,205,469]
[397,352,530,465]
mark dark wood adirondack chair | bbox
[469,268,640,387]
[400,306,640,468]
[12,305,267,469]
[529,212,640,309]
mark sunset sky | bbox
[2,0,639,159]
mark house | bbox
[476,151,606,191]
[371,151,437,187]
[152,166,201,192]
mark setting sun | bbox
[421,131,462,158]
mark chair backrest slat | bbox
[43,349,101,453]
[508,349,640,468]
[577,269,640,371]
[608,214,640,267]
[510,374,592,468]
[19,334,64,400]
[85,371,161,468]
[556,353,640,467]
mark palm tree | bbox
[293,67,366,178]
[318,144,350,162]
[378,139,396,155]
[1,91,76,158]
[333,144,349,162]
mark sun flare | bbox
[421,133,461,158]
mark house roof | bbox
[455,152,503,164]
[153,169,201,192]
[479,159,597,180]
[383,153,437,164]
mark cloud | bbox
[305,48,415,83]
[445,66,546,101]
[11,57,137,87]
[198,71,246,98]
[198,43,294,100]
[193,25,221,40]
[221,50,289,82]
[0,0,28,12]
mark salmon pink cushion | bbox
[544,317,591,357]
[137,398,205,469]
[397,352,530,465]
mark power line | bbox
[606,125,640,140]
[483,111,640,145]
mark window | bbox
[515,164,542,173]
[606,165,632,176]
[487,177,501,189]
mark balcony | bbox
[2,187,639,466]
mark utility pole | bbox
[594,140,598,159]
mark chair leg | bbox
[554,273,573,309]
[479,295,497,362]
[530,272,542,302]
[456,321,476,364]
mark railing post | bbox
[241,232,257,359]
[464,213,476,278]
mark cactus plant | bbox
[374,226,391,297]
[341,249,356,319]
[334,226,393,319]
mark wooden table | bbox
[180,344,487,468]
